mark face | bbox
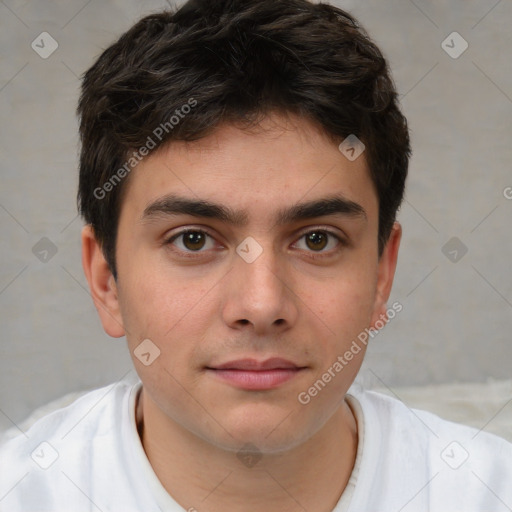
[83,113,400,454]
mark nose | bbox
[221,244,299,335]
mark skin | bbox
[82,112,401,512]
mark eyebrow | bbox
[141,194,367,225]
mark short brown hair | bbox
[77,0,411,278]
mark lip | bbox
[206,358,306,390]
[212,358,301,371]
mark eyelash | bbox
[164,227,346,260]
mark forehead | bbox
[119,114,378,225]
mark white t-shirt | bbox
[1,378,512,511]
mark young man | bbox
[1,0,511,510]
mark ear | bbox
[81,225,125,338]
[369,222,401,329]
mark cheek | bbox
[117,266,223,381]
[299,265,377,347]
[117,256,214,335]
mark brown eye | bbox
[168,230,215,252]
[294,229,341,255]
[305,231,328,251]
[182,231,207,251]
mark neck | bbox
[136,390,358,512]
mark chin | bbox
[201,407,315,455]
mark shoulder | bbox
[0,378,143,511]
[348,386,512,510]
[355,385,512,452]
[1,378,133,452]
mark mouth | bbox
[205,358,307,390]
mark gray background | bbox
[1,0,511,433]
